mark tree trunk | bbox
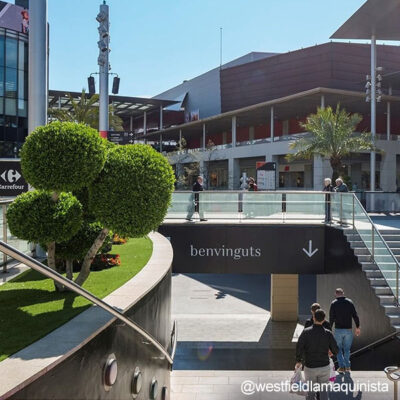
[47,241,65,291]
[330,157,342,183]
[75,228,109,287]
[66,259,73,280]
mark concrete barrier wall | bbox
[0,232,173,400]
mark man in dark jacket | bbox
[334,178,349,193]
[305,303,331,331]
[186,176,207,221]
[296,309,338,400]
[329,288,360,373]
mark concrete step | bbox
[368,277,389,286]
[383,304,400,313]
[365,270,383,278]
[373,286,393,295]
[361,263,379,271]
[394,325,400,332]
[387,314,400,324]
[381,235,400,241]
[377,230,400,235]
[357,255,375,262]
[378,295,397,304]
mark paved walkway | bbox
[0,262,28,285]
[172,274,304,370]
[171,370,391,400]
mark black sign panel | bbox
[107,131,135,145]
[0,160,28,197]
[158,224,325,274]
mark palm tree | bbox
[287,105,378,180]
[48,89,124,131]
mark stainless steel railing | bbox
[0,240,174,365]
[166,190,400,305]
[333,192,400,305]
[385,366,400,400]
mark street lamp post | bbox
[370,34,376,192]
[28,0,48,134]
[97,1,110,138]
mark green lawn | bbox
[0,237,152,362]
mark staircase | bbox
[343,228,400,333]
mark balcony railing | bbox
[166,191,400,304]
[0,199,30,273]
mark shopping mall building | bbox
[2,0,400,194]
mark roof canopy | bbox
[331,0,400,40]
[140,87,400,142]
[48,90,178,117]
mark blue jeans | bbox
[334,329,353,368]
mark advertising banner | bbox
[0,2,29,34]
[256,162,276,190]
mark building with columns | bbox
[140,41,400,192]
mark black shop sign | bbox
[0,160,28,197]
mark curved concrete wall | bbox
[0,232,173,400]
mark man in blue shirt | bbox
[329,288,361,373]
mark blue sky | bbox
[44,0,382,97]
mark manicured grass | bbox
[0,237,152,362]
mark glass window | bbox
[0,36,4,67]
[5,98,16,116]
[18,69,24,99]
[17,99,27,117]
[5,67,17,98]
[5,38,17,69]
[18,40,25,71]
[0,68,4,97]
[5,115,17,127]
[4,127,17,141]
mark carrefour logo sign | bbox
[1,169,21,184]
[0,161,28,195]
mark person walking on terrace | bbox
[186,176,207,221]
[323,178,333,223]
[329,288,360,374]
[334,177,348,193]
[296,309,339,400]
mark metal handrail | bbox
[348,193,400,304]
[350,331,400,358]
[0,240,174,365]
[385,366,400,400]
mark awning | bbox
[165,92,188,111]
[331,0,400,40]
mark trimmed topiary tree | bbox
[74,144,175,286]
[9,122,107,290]
[9,121,174,289]
[21,121,107,192]
[7,191,82,289]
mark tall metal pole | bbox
[98,2,109,139]
[28,0,48,134]
[387,86,392,141]
[370,35,376,191]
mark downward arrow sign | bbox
[302,240,318,258]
